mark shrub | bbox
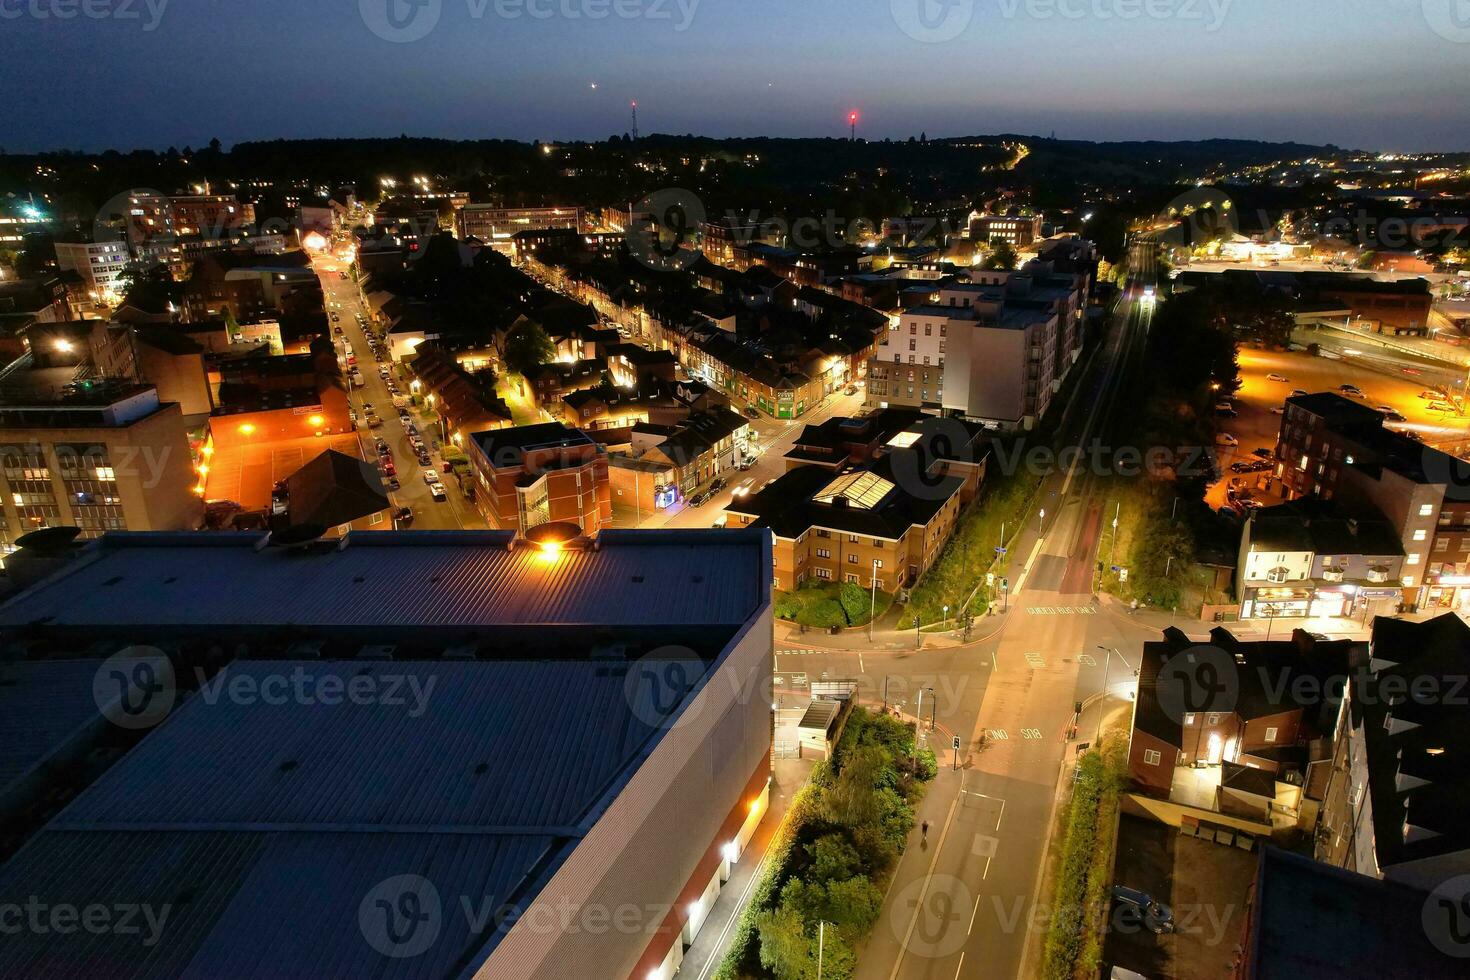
[807,834,863,881]
[800,598,847,630]
[838,581,870,624]
[773,592,803,621]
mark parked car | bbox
[417,452,432,467]
[1111,886,1175,935]
[710,477,727,493]
[1252,447,1274,460]
[385,476,400,492]
[688,490,712,507]
[423,469,440,485]
[1215,407,1237,418]
[1216,433,1239,448]
[1338,384,1363,397]
[743,407,760,419]
[429,482,448,502]
[1267,373,1289,382]
[367,414,384,428]
[381,460,397,477]
[392,506,414,528]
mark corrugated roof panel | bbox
[0,659,124,789]
[57,660,700,831]
[0,531,765,630]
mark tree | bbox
[502,321,555,376]
[983,239,1017,270]
[807,834,863,881]
[756,905,813,980]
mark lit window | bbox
[1421,504,1435,517]
[1407,554,1421,566]
[1264,727,1278,743]
[1143,749,1161,766]
[1413,530,1428,542]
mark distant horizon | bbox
[8,129,1449,158]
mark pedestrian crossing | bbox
[1025,606,1098,616]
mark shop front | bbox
[1424,574,1470,614]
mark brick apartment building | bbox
[467,422,612,536]
[1275,392,1470,611]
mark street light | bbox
[943,604,949,631]
[869,558,880,641]
[1039,508,1046,534]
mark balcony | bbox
[1321,568,1345,583]
[1366,567,1390,584]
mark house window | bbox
[1265,566,1291,584]
[849,535,858,543]
[1183,714,1196,726]
[847,554,857,564]
[1207,713,1222,725]
[1264,727,1278,743]
[816,548,831,559]
[874,559,883,568]
[1421,504,1434,517]
[1407,554,1421,566]
[846,573,859,583]
[815,568,831,580]
[1413,530,1428,542]
[1143,750,1162,766]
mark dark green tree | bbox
[502,321,555,376]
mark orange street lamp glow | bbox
[308,415,325,427]
[238,423,256,435]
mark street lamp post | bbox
[1039,508,1046,535]
[943,604,949,632]
[1095,645,1116,744]
[869,558,880,641]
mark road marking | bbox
[954,951,965,979]
[1021,728,1043,740]
[887,794,961,980]
[987,729,1008,740]
[1024,652,1046,669]
[1079,654,1097,667]
[972,834,998,858]
[1026,606,1097,616]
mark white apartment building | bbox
[53,240,133,305]
[866,281,1061,430]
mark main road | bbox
[766,289,1170,980]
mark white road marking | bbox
[887,794,961,980]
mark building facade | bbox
[467,423,612,535]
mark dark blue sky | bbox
[2,0,1467,153]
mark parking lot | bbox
[1208,343,1470,512]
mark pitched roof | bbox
[284,449,390,528]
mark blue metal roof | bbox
[0,529,766,631]
[0,658,706,977]
[0,659,132,796]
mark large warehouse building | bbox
[0,528,773,980]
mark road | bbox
[645,388,866,530]
[310,254,482,531]
[758,291,1169,980]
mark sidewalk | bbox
[775,605,1014,653]
[679,757,813,980]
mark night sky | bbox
[2,0,1467,152]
